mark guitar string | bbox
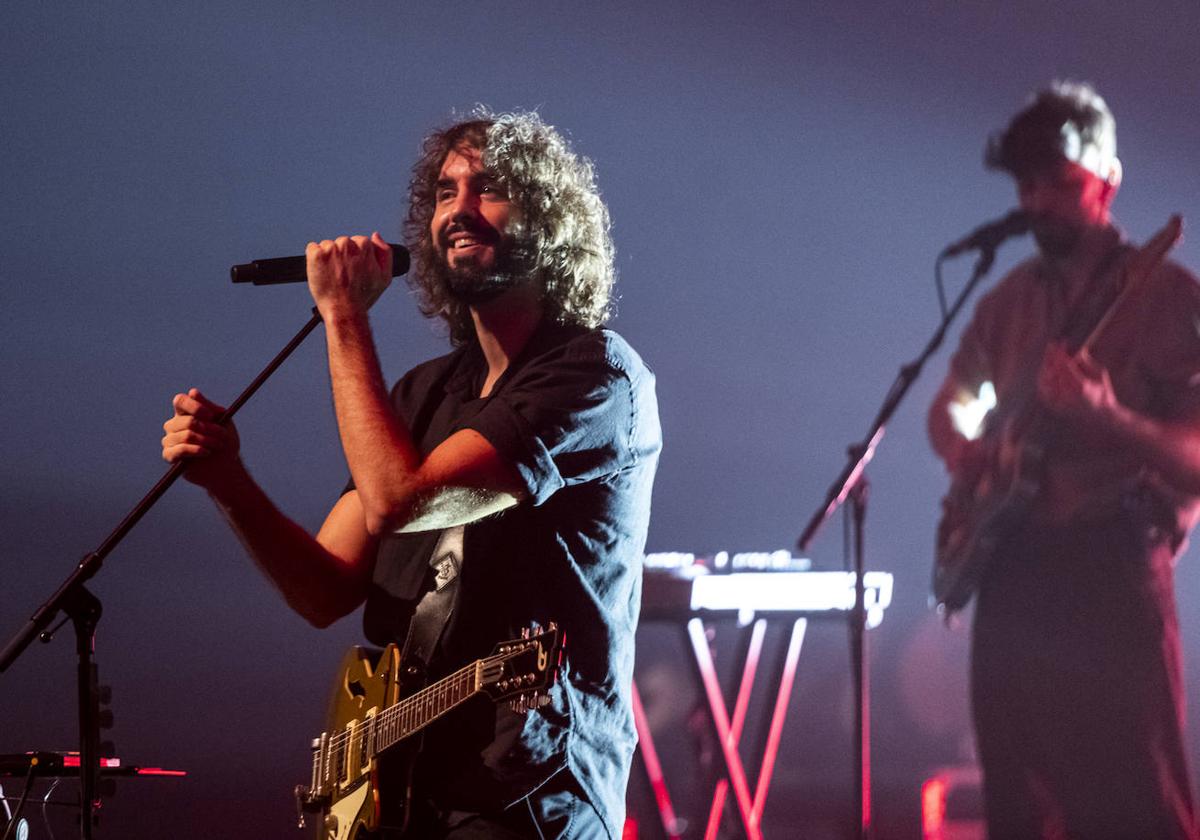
[321,648,526,755]
[323,660,479,754]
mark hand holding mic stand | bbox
[795,213,1026,840]
[0,244,408,839]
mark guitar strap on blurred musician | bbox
[161,110,661,839]
[928,81,1200,840]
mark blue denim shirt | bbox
[361,321,661,838]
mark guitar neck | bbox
[1079,215,1182,354]
[373,660,481,755]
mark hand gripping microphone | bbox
[231,244,411,284]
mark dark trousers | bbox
[971,515,1198,839]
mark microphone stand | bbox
[797,244,1002,840]
[0,309,325,839]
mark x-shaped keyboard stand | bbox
[632,616,808,840]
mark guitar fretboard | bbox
[373,661,479,753]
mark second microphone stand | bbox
[797,243,1004,840]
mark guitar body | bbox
[933,426,1044,613]
[315,645,410,840]
[297,625,564,840]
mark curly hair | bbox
[985,80,1118,181]
[404,109,616,345]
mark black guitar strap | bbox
[1055,242,1128,352]
[399,525,464,673]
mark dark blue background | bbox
[3,2,1198,837]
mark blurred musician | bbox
[929,82,1200,839]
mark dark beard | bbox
[1030,216,1084,261]
[443,264,518,305]
[435,240,535,306]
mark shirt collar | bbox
[442,319,588,399]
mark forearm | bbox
[322,309,427,534]
[207,463,371,627]
[1105,405,1200,495]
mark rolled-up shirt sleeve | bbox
[465,341,638,507]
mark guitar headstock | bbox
[477,623,565,712]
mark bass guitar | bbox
[932,216,1183,614]
[294,623,564,839]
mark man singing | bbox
[162,110,661,839]
[929,82,1200,839]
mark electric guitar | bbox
[932,216,1183,614]
[295,623,564,840]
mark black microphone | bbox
[941,210,1029,257]
[230,244,410,285]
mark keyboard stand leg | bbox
[687,618,762,840]
[703,619,767,840]
[631,680,684,839]
[751,618,807,825]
